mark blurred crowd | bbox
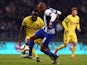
[0,0,87,43]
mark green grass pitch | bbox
[0,54,87,65]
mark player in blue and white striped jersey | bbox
[28,2,61,64]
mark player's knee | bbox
[40,46,46,52]
[30,37,34,41]
[73,42,77,46]
[30,35,39,41]
[64,43,68,47]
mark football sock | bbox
[32,48,38,58]
[43,49,57,58]
[72,45,76,56]
[28,41,34,56]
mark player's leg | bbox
[41,44,58,58]
[70,42,73,50]
[40,35,58,64]
[32,48,40,62]
[36,38,53,60]
[28,29,43,59]
[26,37,40,62]
[35,38,42,46]
[33,39,43,61]
[25,38,39,59]
[55,33,70,54]
[33,39,42,58]
[32,48,38,58]
[27,35,39,58]
[41,45,58,64]
[71,43,76,60]
[71,34,77,60]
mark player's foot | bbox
[55,49,58,54]
[71,55,75,60]
[28,56,32,59]
[21,55,29,58]
[52,55,59,64]
[49,56,53,60]
[22,55,32,59]
[36,57,40,62]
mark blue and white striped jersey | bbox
[43,8,61,34]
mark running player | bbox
[18,10,44,62]
[55,7,81,60]
[27,2,61,64]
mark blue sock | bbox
[28,41,34,56]
[43,49,57,58]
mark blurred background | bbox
[0,0,87,54]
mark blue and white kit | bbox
[35,8,61,46]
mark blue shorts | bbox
[35,29,55,46]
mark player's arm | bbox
[76,17,81,32]
[49,13,57,28]
[62,17,69,32]
[45,9,61,28]
[19,20,26,46]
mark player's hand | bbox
[49,21,52,28]
[15,41,22,52]
[77,29,81,32]
[66,30,69,33]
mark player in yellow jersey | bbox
[55,7,81,59]
[18,10,44,62]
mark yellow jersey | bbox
[62,14,80,35]
[22,16,44,38]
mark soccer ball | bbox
[20,45,29,57]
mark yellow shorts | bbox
[64,33,78,44]
[25,36,42,46]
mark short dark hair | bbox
[31,10,38,16]
[71,7,78,11]
[38,2,46,6]
[37,2,47,9]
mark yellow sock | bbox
[32,48,38,58]
[57,44,65,50]
[71,45,76,57]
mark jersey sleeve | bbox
[22,18,26,27]
[45,9,57,22]
[62,16,70,30]
[56,10,62,15]
[76,17,80,30]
